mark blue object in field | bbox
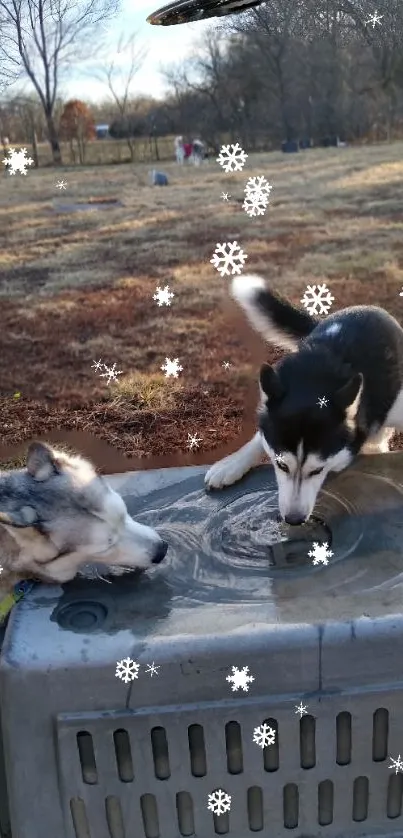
[150,170,168,186]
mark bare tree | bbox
[98,32,147,162]
[0,0,119,164]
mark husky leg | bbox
[205,431,264,489]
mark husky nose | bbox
[152,540,168,564]
[284,513,306,526]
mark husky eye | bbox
[308,467,324,477]
[276,460,289,473]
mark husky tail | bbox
[231,274,318,351]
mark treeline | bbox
[1,0,403,165]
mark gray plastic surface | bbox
[2,454,403,838]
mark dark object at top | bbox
[147,0,264,26]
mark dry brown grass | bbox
[1,140,403,468]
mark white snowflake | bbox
[221,192,231,201]
[317,396,328,408]
[207,789,232,815]
[389,754,403,774]
[91,359,104,373]
[56,179,67,190]
[115,657,140,684]
[99,362,123,385]
[222,361,232,369]
[295,701,308,717]
[187,432,202,450]
[308,541,333,566]
[226,665,255,693]
[217,143,248,173]
[244,175,273,198]
[301,284,335,316]
[365,10,383,27]
[3,147,34,175]
[153,285,174,306]
[161,357,183,378]
[211,241,248,277]
[145,662,160,677]
[253,723,276,748]
[242,192,269,218]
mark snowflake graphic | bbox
[295,701,308,717]
[275,453,287,467]
[207,789,232,815]
[301,284,335,315]
[145,662,160,677]
[115,657,140,684]
[56,179,67,190]
[308,542,333,566]
[317,396,328,408]
[222,361,232,369]
[3,147,34,175]
[217,143,248,173]
[153,285,174,306]
[253,723,276,748]
[91,358,123,384]
[226,665,255,693]
[244,175,273,198]
[187,432,202,450]
[389,754,403,774]
[211,241,248,277]
[100,362,123,385]
[161,357,183,378]
[365,10,383,27]
[221,192,231,201]
[242,192,269,218]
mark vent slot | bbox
[373,708,389,761]
[105,795,125,838]
[263,718,278,772]
[77,731,98,784]
[283,783,298,828]
[336,712,351,765]
[70,797,91,838]
[176,791,195,836]
[113,729,134,782]
[225,721,243,774]
[318,779,333,825]
[352,776,369,822]
[387,773,403,818]
[212,807,229,835]
[247,785,263,831]
[300,715,316,768]
[188,724,207,777]
[141,793,159,838]
[151,727,170,780]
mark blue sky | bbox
[70,0,212,102]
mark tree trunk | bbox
[46,113,62,165]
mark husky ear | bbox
[260,364,284,400]
[0,506,38,528]
[26,442,62,481]
[334,373,363,411]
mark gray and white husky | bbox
[205,274,403,524]
[0,442,168,585]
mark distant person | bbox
[174,135,185,164]
[192,138,205,165]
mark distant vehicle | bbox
[147,0,264,26]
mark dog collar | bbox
[0,580,35,625]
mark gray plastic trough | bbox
[2,453,403,838]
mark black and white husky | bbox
[205,274,403,525]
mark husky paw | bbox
[205,456,246,490]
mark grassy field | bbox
[1,140,403,472]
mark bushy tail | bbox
[231,274,318,351]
